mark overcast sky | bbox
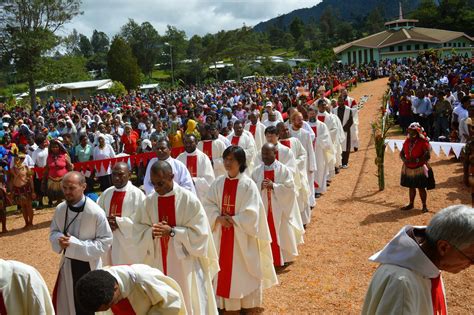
[62,0,321,38]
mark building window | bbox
[406,45,411,51]
[443,43,447,47]
[423,44,428,49]
[415,44,420,50]
[358,50,362,65]
[353,51,356,64]
[458,42,462,47]
[390,46,395,52]
[398,45,403,51]
[463,42,466,47]
[448,42,452,47]
[370,49,374,62]
[364,49,368,64]
[348,51,351,64]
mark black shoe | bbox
[315,193,322,198]
[422,206,429,213]
[335,168,340,174]
[401,204,414,211]
[354,147,358,152]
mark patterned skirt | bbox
[13,185,32,204]
[400,164,435,190]
[47,177,64,201]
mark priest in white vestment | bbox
[97,162,146,265]
[198,124,227,178]
[227,120,257,174]
[0,259,54,315]
[362,205,474,315]
[252,143,304,265]
[50,171,113,315]
[75,264,186,314]
[203,145,278,311]
[245,111,266,151]
[135,160,219,315]
[276,122,312,226]
[308,107,334,195]
[143,138,196,196]
[177,134,215,202]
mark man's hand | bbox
[58,234,70,250]
[216,215,234,228]
[107,216,118,231]
[262,179,274,190]
[152,221,172,239]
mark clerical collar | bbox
[115,181,130,192]
[186,150,197,156]
[264,162,276,170]
[226,172,242,180]
[68,196,86,213]
[158,185,176,197]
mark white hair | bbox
[426,205,474,250]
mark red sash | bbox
[186,155,198,177]
[157,195,176,275]
[231,136,240,146]
[249,125,257,137]
[216,178,239,298]
[111,298,136,315]
[110,191,127,217]
[275,150,279,161]
[431,275,447,315]
[0,290,7,315]
[311,126,317,137]
[202,141,213,160]
[280,139,291,148]
[264,170,282,266]
[317,115,326,123]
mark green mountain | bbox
[253,0,421,32]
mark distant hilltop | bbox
[253,0,421,32]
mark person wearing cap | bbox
[221,107,238,130]
[400,122,435,213]
[262,101,283,122]
[362,205,474,315]
[11,152,35,227]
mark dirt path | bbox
[261,78,473,313]
[0,78,472,313]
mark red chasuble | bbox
[157,195,176,275]
[264,170,282,266]
[231,136,240,146]
[186,155,198,177]
[216,178,239,298]
[111,298,137,315]
[202,141,213,161]
[249,124,257,137]
[431,275,447,315]
[110,191,127,217]
[317,115,326,123]
[280,139,291,148]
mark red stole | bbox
[264,170,282,266]
[110,191,127,217]
[231,136,240,146]
[0,290,7,315]
[216,178,239,298]
[317,115,326,123]
[275,150,279,161]
[311,126,317,137]
[186,155,198,177]
[157,195,176,275]
[111,298,136,315]
[202,141,213,161]
[249,124,257,137]
[280,139,291,148]
[431,275,447,315]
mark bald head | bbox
[63,171,86,185]
[112,162,130,189]
[150,161,174,195]
[261,142,276,166]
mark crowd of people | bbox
[0,55,472,314]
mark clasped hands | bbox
[107,216,119,231]
[58,233,70,250]
[261,178,274,190]
[216,212,235,228]
[152,221,172,239]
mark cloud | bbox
[62,0,320,38]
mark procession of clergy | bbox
[1,90,360,315]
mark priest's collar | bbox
[226,172,243,180]
[157,184,176,197]
[185,150,198,156]
[114,181,130,192]
[68,195,86,212]
[264,161,277,170]
[369,225,439,278]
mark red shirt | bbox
[403,138,430,168]
[121,131,139,154]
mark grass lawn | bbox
[152,69,171,80]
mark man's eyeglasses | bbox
[451,243,474,264]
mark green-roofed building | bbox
[333,4,473,65]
